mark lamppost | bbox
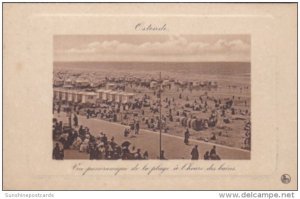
[158,72,162,159]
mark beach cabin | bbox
[66,90,73,102]
[57,89,63,101]
[53,88,60,100]
[102,90,112,101]
[65,90,78,102]
[76,92,84,103]
[115,92,123,103]
[71,91,78,102]
[61,90,67,101]
[81,92,97,104]
[122,93,135,104]
[108,91,118,102]
[96,89,105,100]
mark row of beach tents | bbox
[53,88,135,104]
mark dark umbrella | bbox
[121,141,131,147]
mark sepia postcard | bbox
[3,3,297,190]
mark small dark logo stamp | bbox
[281,174,291,184]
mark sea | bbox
[54,61,250,84]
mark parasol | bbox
[121,141,131,147]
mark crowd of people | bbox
[54,88,249,133]
[53,112,222,160]
[52,117,149,160]
[52,72,250,160]
[191,145,221,160]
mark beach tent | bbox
[57,89,63,100]
[76,92,84,103]
[122,93,135,104]
[66,90,73,102]
[115,92,124,103]
[81,92,97,104]
[108,91,117,102]
[53,88,61,100]
[70,91,80,103]
[71,91,80,102]
[191,119,197,130]
[96,89,105,99]
[61,90,67,101]
[102,90,112,101]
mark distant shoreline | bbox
[54,61,251,76]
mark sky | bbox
[53,35,250,62]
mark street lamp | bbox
[158,72,162,159]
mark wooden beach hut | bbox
[122,93,135,104]
[57,89,64,101]
[108,91,117,102]
[81,92,97,104]
[61,90,67,101]
[115,92,123,103]
[96,89,105,100]
[102,90,112,101]
[67,90,73,102]
[76,91,84,103]
[53,88,60,100]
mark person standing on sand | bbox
[53,143,64,160]
[73,114,78,127]
[191,145,199,160]
[184,128,190,145]
[135,121,140,135]
[89,141,96,160]
[86,109,90,119]
[52,143,61,160]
